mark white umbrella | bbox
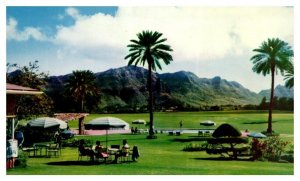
[55,119,68,129]
[132,119,146,124]
[248,132,267,138]
[85,117,129,147]
[27,117,61,129]
[200,120,216,126]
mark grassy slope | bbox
[8,111,294,175]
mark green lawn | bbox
[68,110,294,135]
[8,111,294,175]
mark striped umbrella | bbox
[85,117,129,147]
[27,117,63,129]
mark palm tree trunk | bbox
[267,64,275,134]
[148,62,154,137]
[79,96,84,135]
[81,95,84,112]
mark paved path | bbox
[71,129,130,136]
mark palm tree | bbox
[250,38,293,134]
[65,70,100,112]
[125,30,173,138]
[284,60,294,88]
[65,70,100,135]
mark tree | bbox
[65,70,100,112]
[125,30,173,138]
[6,60,54,119]
[284,60,294,88]
[259,97,268,110]
[250,38,293,134]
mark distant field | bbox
[68,110,294,135]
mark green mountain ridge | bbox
[45,66,293,112]
[47,66,274,112]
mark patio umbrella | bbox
[212,123,241,138]
[248,132,267,138]
[85,117,129,147]
[132,119,146,129]
[55,119,68,129]
[200,120,216,126]
[27,117,61,129]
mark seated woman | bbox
[78,139,94,161]
[94,141,109,159]
[121,139,130,156]
[113,139,130,163]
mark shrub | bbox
[261,130,280,136]
[61,138,93,147]
[251,136,289,162]
[14,150,28,168]
[280,144,294,163]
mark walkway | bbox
[71,129,131,136]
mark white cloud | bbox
[65,7,81,20]
[7,6,293,92]
[54,7,293,62]
[6,17,48,41]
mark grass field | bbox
[7,111,294,175]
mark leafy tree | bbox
[125,30,173,138]
[259,97,268,110]
[65,70,100,112]
[250,38,293,134]
[284,60,294,88]
[6,60,54,119]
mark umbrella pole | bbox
[106,129,108,148]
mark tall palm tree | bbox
[284,60,294,88]
[125,30,173,138]
[65,70,100,112]
[250,38,293,134]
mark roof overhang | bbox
[6,83,43,95]
[6,90,43,95]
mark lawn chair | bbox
[22,146,38,157]
[46,143,60,157]
[198,130,204,137]
[78,148,90,161]
[120,146,131,162]
[111,145,120,149]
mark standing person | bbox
[6,140,13,168]
[179,120,183,129]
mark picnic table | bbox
[33,143,50,156]
[206,137,251,159]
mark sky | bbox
[6,6,294,93]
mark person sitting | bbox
[113,139,130,163]
[131,127,135,134]
[78,139,94,161]
[94,141,109,159]
[121,139,130,156]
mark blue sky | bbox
[6,6,293,92]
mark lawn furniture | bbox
[206,137,251,159]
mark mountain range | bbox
[46,66,293,111]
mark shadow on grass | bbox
[46,161,103,166]
[46,160,136,166]
[192,157,252,162]
[243,121,277,124]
